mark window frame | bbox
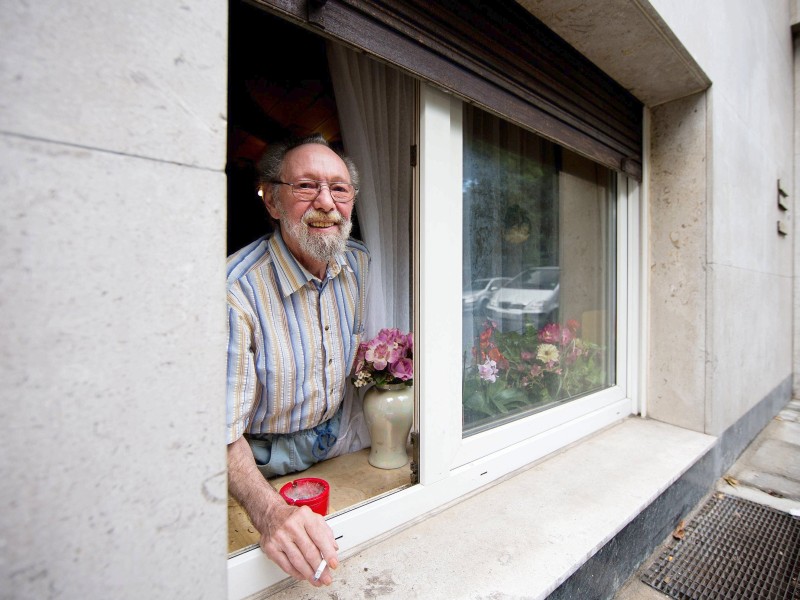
[227,83,642,599]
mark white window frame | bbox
[227,83,641,600]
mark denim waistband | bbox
[246,404,343,477]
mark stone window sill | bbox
[264,417,716,599]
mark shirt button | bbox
[328,359,333,365]
[325,325,330,331]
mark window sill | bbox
[262,417,716,599]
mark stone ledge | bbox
[516,0,711,107]
[267,417,716,599]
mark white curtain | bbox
[327,43,414,338]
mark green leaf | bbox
[464,390,494,417]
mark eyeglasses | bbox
[272,179,358,203]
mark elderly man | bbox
[226,134,370,586]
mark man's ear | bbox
[262,188,282,221]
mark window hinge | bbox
[410,144,418,167]
[409,431,420,484]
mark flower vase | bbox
[363,382,413,469]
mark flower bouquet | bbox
[353,328,414,389]
[463,319,605,422]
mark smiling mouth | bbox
[307,221,338,228]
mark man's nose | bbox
[313,184,336,210]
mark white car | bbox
[485,267,559,332]
[463,277,511,314]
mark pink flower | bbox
[365,339,400,370]
[538,323,574,346]
[390,358,414,381]
[376,328,396,342]
[478,358,499,383]
[405,332,414,354]
[564,347,580,366]
[538,323,561,345]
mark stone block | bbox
[0,1,227,169]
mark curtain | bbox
[327,42,415,338]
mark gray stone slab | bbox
[729,469,800,500]
[746,439,800,481]
[771,418,800,445]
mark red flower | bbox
[487,346,508,371]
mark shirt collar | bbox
[268,230,350,296]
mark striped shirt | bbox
[226,230,369,443]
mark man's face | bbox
[265,144,355,272]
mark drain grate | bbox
[642,493,800,600]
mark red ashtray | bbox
[278,477,330,516]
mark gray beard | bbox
[279,207,353,265]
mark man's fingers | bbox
[281,541,321,584]
[263,545,305,582]
[261,505,339,586]
[282,506,339,574]
[298,508,339,568]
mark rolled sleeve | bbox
[226,303,258,444]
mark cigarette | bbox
[313,558,327,581]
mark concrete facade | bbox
[644,1,795,436]
[1,2,229,598]
[1,1,796,599]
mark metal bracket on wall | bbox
[777,179,789,210]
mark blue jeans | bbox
[246,405,342,478]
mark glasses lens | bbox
[329,183,355,202]
[292,180,320,201]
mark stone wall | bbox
[0,2,229,597]
[649,0,794,435]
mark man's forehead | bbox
[283,144,347,173]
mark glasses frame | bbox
[271,179,358,204]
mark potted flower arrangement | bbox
[463,319,605,426]
[353,328,414,388]
[352,328,414,470]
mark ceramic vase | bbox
[363,382,414,469]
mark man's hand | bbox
[227,436,339,586]
[259,502,339,586]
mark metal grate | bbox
[642,493,800,600]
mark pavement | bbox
[613,398,800,600]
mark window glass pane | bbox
[462,105,616,435]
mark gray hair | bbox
[258,133,360,204]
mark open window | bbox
[227,1,642,597]
[226,2,417,558]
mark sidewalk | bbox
[613,399,800,599]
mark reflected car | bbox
[485,267,559,332]
[463,277,511,314]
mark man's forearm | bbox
[227,436,284,533]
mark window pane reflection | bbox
[462,106,616,435]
